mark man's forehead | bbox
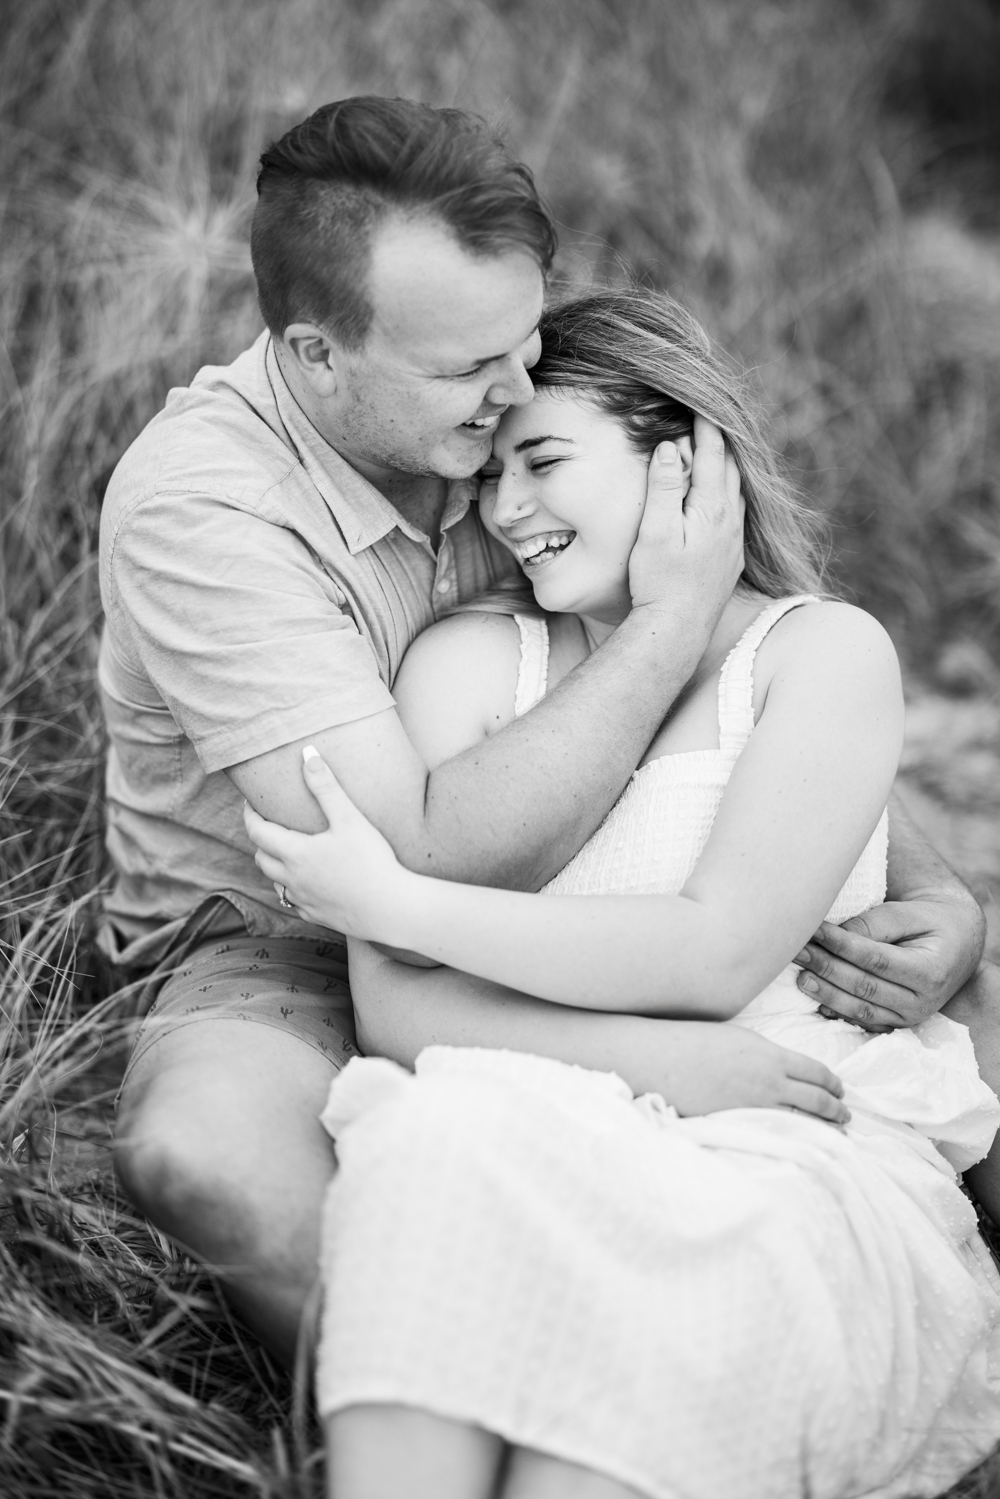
[367,214,543,367]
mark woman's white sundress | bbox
[316,596,1000,1499]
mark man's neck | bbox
[274,342,451,549]
[368,469,451,549]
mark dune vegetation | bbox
[2,0,1000,1493]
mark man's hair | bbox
[251,96,557,348]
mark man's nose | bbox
[486,355,534,408]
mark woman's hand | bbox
[660,1022,850,1124]
[244,747,413,941]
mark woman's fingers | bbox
[781,1078,851,1125]
[781,1051,844,1097]
[302,744,362,828]
[243,801,299,856]
[254,849,286,883]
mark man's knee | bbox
[114,1071,246,1250]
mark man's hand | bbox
[628,415,744,631]
[795,892,987,1032]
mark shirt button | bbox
[436,578,452,594]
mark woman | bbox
[247,290,1000,1499]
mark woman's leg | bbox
[503,1447,647,1498]
[325,1405,505,1499]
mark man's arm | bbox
[348,940,849,1124]
[231,422,744,891]
[794,791,986,1029]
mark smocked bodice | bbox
[514,597,888,919]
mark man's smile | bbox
[460,411,503,434]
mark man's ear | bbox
[281,322,343,397]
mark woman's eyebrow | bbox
[512,436,576,454]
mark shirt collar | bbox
[264,337,477,555]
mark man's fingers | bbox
[691,412,726,463]
[810,915,921,974]
[781,1079,850,1125]
[796,937,916,1020]
[796,965,905,1030]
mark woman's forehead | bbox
[493,388,601,451]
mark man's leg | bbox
[943,960,1000,1227]
[115,1019,338,1367]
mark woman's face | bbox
[479,389,688,622]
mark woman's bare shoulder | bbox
[766,599,897,662]
[754,598,902,709]
[397,610,522,684]
[393,611,524,764]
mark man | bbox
[103,96,997,1369]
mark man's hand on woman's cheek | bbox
[795,892,987,1031]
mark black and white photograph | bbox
[3,2,1000,1495]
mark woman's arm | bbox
[249,602,904,1019]
[348,939,849,1122]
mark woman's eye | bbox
[479,469,501,485]
[530,457,562,473]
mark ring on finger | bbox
[277,883,294,910]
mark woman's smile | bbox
[479,389,661,622]
[508,529,577,570]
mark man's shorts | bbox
[118,931,361,1101]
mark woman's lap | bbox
[316,1048,1000,1499]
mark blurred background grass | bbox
[2,0,1000,1493]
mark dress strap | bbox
[513,614,550,718]
[717,594,821,762]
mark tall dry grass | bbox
[3,0,1000,1493]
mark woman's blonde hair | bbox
[463,286,828,618]
[532,288,827,598]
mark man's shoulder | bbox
[102,332,300,530]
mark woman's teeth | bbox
[513,531,576,568]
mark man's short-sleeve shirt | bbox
[98,332,518,965]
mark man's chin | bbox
[428,438,493,481]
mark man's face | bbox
[330,215,544,481]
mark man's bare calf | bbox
[114,1019,337,1367]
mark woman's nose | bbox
[486,473,534,529]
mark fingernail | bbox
[819,1006,837,1019]
[655,441,678,465]
[800,975,817,994]
[302,745,320,765]
[794,949,811,966]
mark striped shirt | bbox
[98,332,517,967]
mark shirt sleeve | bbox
[108,488,395,773]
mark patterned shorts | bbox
[119,932,360,1096]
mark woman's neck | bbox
[573,586,767,667]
